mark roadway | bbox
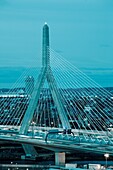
[0,130,113,155]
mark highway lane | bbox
[1,125,112,136]
[0,133,113,155]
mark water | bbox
[0,67,113,89]
[88,74,113,87]
[83,68,113,87]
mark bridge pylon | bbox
[19,23,71,135]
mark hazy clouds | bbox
[0,0,113,68]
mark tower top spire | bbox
[42,21,49,67]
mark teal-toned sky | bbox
[0,0,113,68]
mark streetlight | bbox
[104,153,109,169]
[31,121,35,138]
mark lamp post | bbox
[104,153,109,169]
[31,121,35,138]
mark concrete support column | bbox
[22,144,38,158]
[55,152,65,166]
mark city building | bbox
[25,76,34,96]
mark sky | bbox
[0,0,113,68]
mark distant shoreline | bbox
[0,67,113,88]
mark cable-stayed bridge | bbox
[0,23,113,165]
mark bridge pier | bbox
[55,152,65,166]
[22,144,38,159]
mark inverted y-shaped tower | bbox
[19,23,71,134]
